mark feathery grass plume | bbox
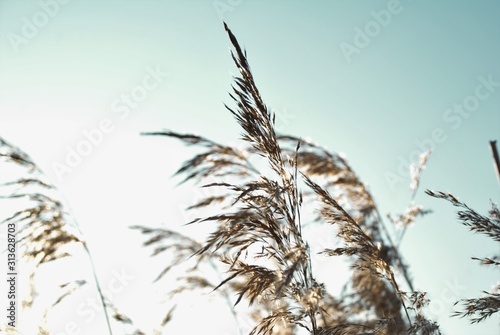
[142,131,259,185]
[137,23,445,334]
[409,150,431,196]
[148,22,320,332]
[391,150,433,246]
[280,135,418,334]
[141,23,322,333]
[388,205,431,229]
[141,132,414,333]
[384,149,433,329]
[304,175,412,331]
[0,138,87,318]
[280,135,430,333]
[0,137,129,335]
[426,190,500,323]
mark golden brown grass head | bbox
[0,138,145,335]
[136,23,448,335]
[426,190,500,324]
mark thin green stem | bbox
[83,242,113,335]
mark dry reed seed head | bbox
[427,189,499,324]
[387,203,432,228]
[409,149,431,192]
[0,137,125,334]
[405,291,430,313]
[143,130,258,184]
[280,134,381,231]
[426,190,500,242]
[407,314,441,335]
[136,24,441,334]
[304,173,417,330]
[452,291,500,323]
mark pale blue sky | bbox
[0,1,499,334]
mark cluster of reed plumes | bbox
[1,23,498,335]
[0,138,145,335]
[132,24,498,334]
[0,137,88,333]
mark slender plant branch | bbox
[396,151,431,248]
[82,242,113,335]
[489,140,500,186]
[375,210,415,292]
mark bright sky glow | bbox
[1,1,499,334]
